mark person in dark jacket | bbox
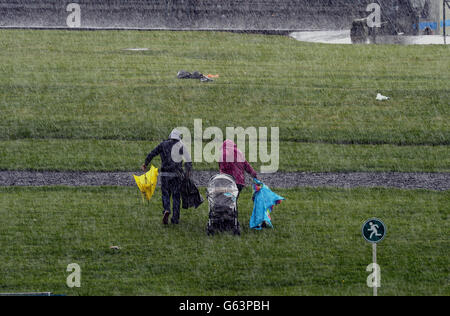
[141,129,192,225]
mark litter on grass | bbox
[376,93,390,101]
[177,70,214,82]
[123,48,149,51]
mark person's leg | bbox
[236,184,244,199]
[170,177,182,224]
[232,184,244,233]
[161,177,171,224]
[235,184,244,215]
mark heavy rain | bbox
[0,0,448,299]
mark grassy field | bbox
[0,30,448,297]
[0,30,449,172]
[1,139,449,172]
[0,186,448,296]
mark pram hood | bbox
[206,173,239,207]
[207,173,239,196]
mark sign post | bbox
[362,218,386,296]
[444,0,450,44]
[372,243,377,296]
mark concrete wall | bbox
[415,0,449,35]
[0,0,373,31]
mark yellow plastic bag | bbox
[133,165,158,202]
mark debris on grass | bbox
[376,93,390,101]
[177,70,214,82]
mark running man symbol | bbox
[368,222,381,239]
[362,218,386,243]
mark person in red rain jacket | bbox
[218,139,258,202]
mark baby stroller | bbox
[206,173,240,236]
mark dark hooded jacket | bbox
[144,131,201,209]
[144,139,192,174]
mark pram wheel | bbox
[206,223,215,236]
[232,222,241,236]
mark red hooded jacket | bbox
[218,140,257,186]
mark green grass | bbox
[0,138,449,172]
[0,186,448,296]
[0,29,449,172]
[0,29,448,298]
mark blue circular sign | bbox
[362,218,386,243]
